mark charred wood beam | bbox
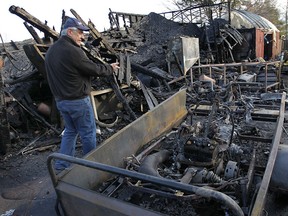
[17,129,53,155]
[10,41,19,50]
[108,75,137,121]
[24,22,43,44]
[118,54,125,83]
[0,34,16,61]
[131,63,174,81]
[204,24,214,63]
[108,10,130,35]
[70,9,116,55]
[9,5,59,41]
[246,149,256,197]
[163,80,172,91]
[87,20,116,55]
[126,55,131,86]
[108,11,146,29]
[139,80,158,110]
[108,8,121,31]
[237,134,272,143]
[146,89,159,108]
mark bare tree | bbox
[174,0,284,32]
[238,0,282,25]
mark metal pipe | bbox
[191,61,280,69]
[48,153,244,216]
[138,150,171,177]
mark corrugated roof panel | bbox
[230,10,279,32]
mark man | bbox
[45,17,119,171]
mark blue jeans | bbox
[55,96,96,170]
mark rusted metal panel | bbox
[57,183,162,216]
[255,28,264,58]
[51,89,187,216]
[59,89,187,184]
[167,36,199,75]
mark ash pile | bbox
[116,12,202,67]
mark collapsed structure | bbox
[0,2,287,216]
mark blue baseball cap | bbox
[63,17,89,31]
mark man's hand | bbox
[110,62,120,74]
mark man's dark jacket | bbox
[45,35,113,100]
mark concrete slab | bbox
[0,174,58,216]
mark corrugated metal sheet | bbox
[230,10,279,32]
[235,10,271,29]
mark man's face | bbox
[68,28,85,46]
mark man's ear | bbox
[67,29,71,36]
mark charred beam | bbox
[24,22,43,44]
[9,5,59,41]
[108,75,137,121]
[131,63,174,81]
[70,9,116,55]
[10,40,19,50]
[139,80,158,110]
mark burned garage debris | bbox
[47,89,286,216]
[1,2,288,216]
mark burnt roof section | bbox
[232,10,279,31]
